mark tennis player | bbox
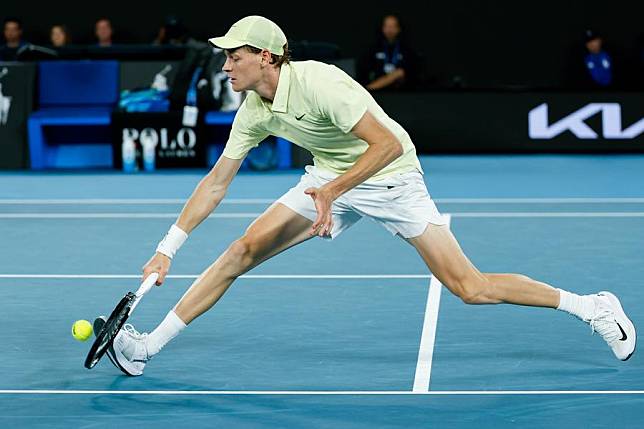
[102,16,636,376]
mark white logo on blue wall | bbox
[122,127,197,158]
[529,103,644,139]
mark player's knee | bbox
[225,238,257,271]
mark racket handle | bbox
[135,272,159,298]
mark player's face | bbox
[223,48,263,92]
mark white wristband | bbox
[156,224,188,259]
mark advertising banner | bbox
[375,92,644,153]
[111,111,206,170]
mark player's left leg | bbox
[405,223,636,360]
[405,223,559,307]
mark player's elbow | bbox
[389,138,404,159]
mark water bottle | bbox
[122,139,137,173]
[142,139,156,172]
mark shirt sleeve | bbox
[314,67,369,134]
[222,97,269,160]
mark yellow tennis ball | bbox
[72,320,93,342]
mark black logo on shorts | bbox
[295,114,306,120]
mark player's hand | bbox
[304,185,336,237]
[142,252,171,286]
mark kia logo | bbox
[529,103,644,139]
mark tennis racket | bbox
[84,273,159,369]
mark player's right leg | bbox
[105,202,315,375]
[174,202,315,323]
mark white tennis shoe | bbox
[586,292,636,361]
[94,316,150,376]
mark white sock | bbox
[146,310,187,357]
[556,289,596,321]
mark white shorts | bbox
[276,166,448,239]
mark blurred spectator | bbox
[50,24,71,47]
[361,14,418,91]
[0,17,27,61]
[95,18,113,47]
[153,15,188,45]
[152,26,166,46]
[583,29,613,87]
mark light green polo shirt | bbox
[223,60,423,180]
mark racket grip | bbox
[135,272,160,297]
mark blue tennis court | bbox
[1,155,643,428]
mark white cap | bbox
[208,16,287,55]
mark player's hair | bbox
[237,44,290,67]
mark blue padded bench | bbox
[205,110,291,169]
[28,61,119,169]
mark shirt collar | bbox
[270,63,291,113]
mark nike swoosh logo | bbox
[616,321,628,341]
[295,114,306,120]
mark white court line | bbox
[412,214,450,393]
[413,276,443,392]
[437,198,644,204]
[450,212,644,218]
[0,390,643,396]
[0,213,261,218]
[4,212,644,219]
[0,198,273,205]
[2,198,644,204]
[0,274,432,280]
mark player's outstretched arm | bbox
[175,155,244,234]
[142,155,244,285]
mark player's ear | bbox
[260,49,271,66]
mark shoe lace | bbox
[588,308,620,344]
[123,323,148,340]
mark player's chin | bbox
[230,79,245,92]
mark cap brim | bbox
[208,36,245,49]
